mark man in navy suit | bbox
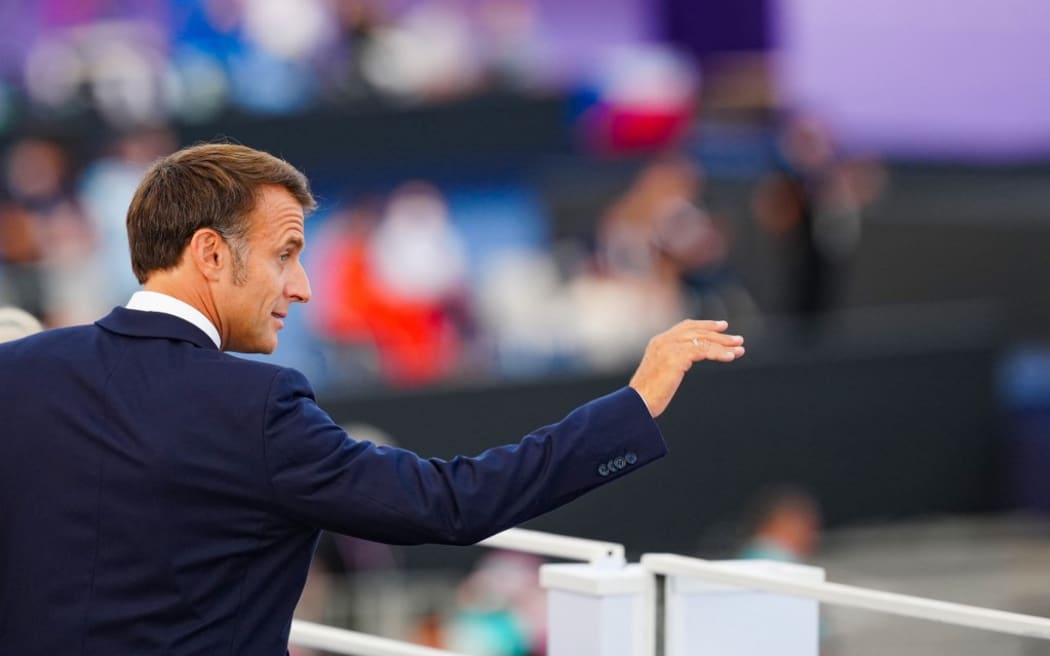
[0,144,745,654]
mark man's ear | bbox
[188,229,226,282]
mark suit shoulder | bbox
[207,352,292,379]
[0,323,103,360]
[199,352,312,394]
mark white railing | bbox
[478,527,626,565]
[290,621,463,656]
[642,553,1050,640]
[291,532,1050,656]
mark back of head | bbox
[743,485,822,558]
[0,307,43,343]
[126,143,316,284]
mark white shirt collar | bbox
[126,291,222,349]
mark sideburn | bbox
[228,238,249,286]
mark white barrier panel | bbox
[540,563,652,656]
[642,553,1050,640]
[290,620,465,656]
[662,560,823,656]
[479,528,625,566]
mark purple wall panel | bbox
[774,0,1050,160]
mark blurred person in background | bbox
[79,126,177,312]
[316,0,387,102]
[0,181,46,319]
[358,0,482,102]
[314,183,472,387]
[738,485,822,563]
[1,136,97,326]
[571,153,754,369]
[752,114,885,320]
[444,551,547,656]
[569,156,691,368]
[368,182,472,383]
[309,195,386,385]
[0,305,43,342]
[642,156,758,323]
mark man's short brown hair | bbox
[126,143,316,283]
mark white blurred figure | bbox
[79,128,176,311]
[476,250,578,376]
[566,158,694,370]
[224,0,330,113]
[242,0,333,61]
[361,1,482,101]
[752,114,886,318]
[364,182,471,385]
[0,306,43,343]
[371,182,468,306]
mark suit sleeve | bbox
[260,368,668,545]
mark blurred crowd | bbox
[0,111,885,391]
[0,129,172,325]
[0,1,887,393]
[0,0,655,126]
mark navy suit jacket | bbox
[0,307,666,654]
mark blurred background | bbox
[1,0,1049,654]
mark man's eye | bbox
[279,253,291,262]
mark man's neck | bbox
[133,280,223,349]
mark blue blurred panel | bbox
[444,184,549,285]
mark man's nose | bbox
[288,262,312,304]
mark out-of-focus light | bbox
[361,4,480,99]
[89,40,165,125]
[166,48,228,123]
[242,0,330,60]
[24,36,85,107]
[598,45,698,110]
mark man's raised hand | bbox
[628,320,745,417]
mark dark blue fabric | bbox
[0,307,666,655]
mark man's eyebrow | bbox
[284,235,305,249]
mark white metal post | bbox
[657,559,824,656]
[540,563,653,656]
